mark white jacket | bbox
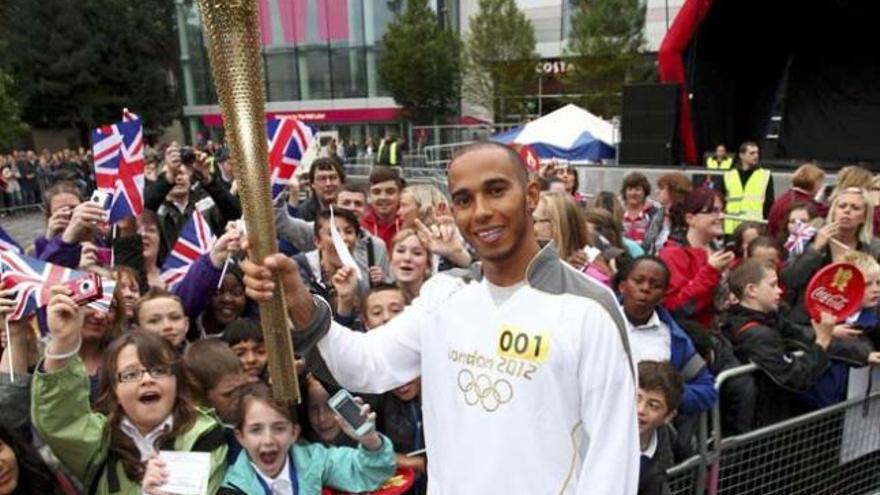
[312,244,639,494]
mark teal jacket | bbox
[220,436,396,495]
[31,357,228,494]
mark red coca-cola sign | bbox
[805,262,865,321]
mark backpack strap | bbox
[734,321,763,341]
[192,424,226,452]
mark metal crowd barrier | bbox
[664,361,880,495]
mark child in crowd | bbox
[303,375,356,448]
[185,339,254,425]
[362,284,407,330]
[222,319,268,380]
[219,382,396,495]
[133,288,189,350]
[637,361,682,495]
[723,259,836,428]
[746,236,780,267]
[0,422,71,494]
[184,339,256,465]
[617,256,716,415]
[33,291,227,494]
[196,266,251,339]
[361,287,427,493]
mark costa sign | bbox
[804,262,865,322]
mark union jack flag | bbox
[267,116,314,201]
[91,112,145,223]
[0,252,84,320]
[122,108,140,122]
[160,209,216,291]
[784,220,817,257]
[0,225,24,254]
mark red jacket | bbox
[767,188,824,238]
[659,241,723,330]
[361,208,400,252]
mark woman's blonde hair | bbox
[401,185,448,225]
[843,250,880,279]
[537,192,590,259]
[835,166,873,192]
[826,187,874,245]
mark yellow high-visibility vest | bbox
[389,142,398,166]
[706,156,733,170]
[723,168,771,235]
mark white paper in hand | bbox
[329,206,361,280]
[158,451,211,495]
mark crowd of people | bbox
[0,137,878,494]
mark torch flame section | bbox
[196,0,300,403]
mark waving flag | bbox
[0,225,24,254]
[267,116,314,201]
[160,210,216,291]
[91,113,145,223]
[0,252,84,320]
[785,220,817,257]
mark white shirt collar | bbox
[119,415,174,460]
[252,454,293,495]
[642,429,659,458]
[846,310,862,324]
[629,310,662,332]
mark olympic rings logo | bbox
[457,369,513,412]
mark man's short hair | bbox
[638,361,683,412]
[450,141,528,186]
[183,339,243,396]
[313,207,361,240]
[369,166,405,189]
[221,318,264,346]
[308,157,346,185]
[739,141,760,155]
[792,162,825,191]
[340,183,367,197]
[728,259,773,300]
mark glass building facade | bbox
[176,0,458,144]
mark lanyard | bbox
[254,453,299,495]
[407,401,424,452]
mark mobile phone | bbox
[90,190,112,210]
[65,273,103,306]
[95,247,112,266]
[327,389,374,436]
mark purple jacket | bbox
[173,254,222,320]
[38,237,83,268]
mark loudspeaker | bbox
[620,83,680,164]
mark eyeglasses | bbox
[117,365,175,384]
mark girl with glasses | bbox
[32,289,228,494]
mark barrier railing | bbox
[664,360,880,495]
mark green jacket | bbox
[220,436,396,495]
[31,357,228,494]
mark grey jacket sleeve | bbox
[0,373,32,429]
[275,206,317,252]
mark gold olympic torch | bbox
[196,0,300,403]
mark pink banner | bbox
[258,0,308,45]
[200,108,401,127]
[317,0,350,42]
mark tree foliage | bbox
[0,0,179,142]
[377,0,461,125]
[564,0,652,117]
[0,70,28,149]
[462,0,538,121]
